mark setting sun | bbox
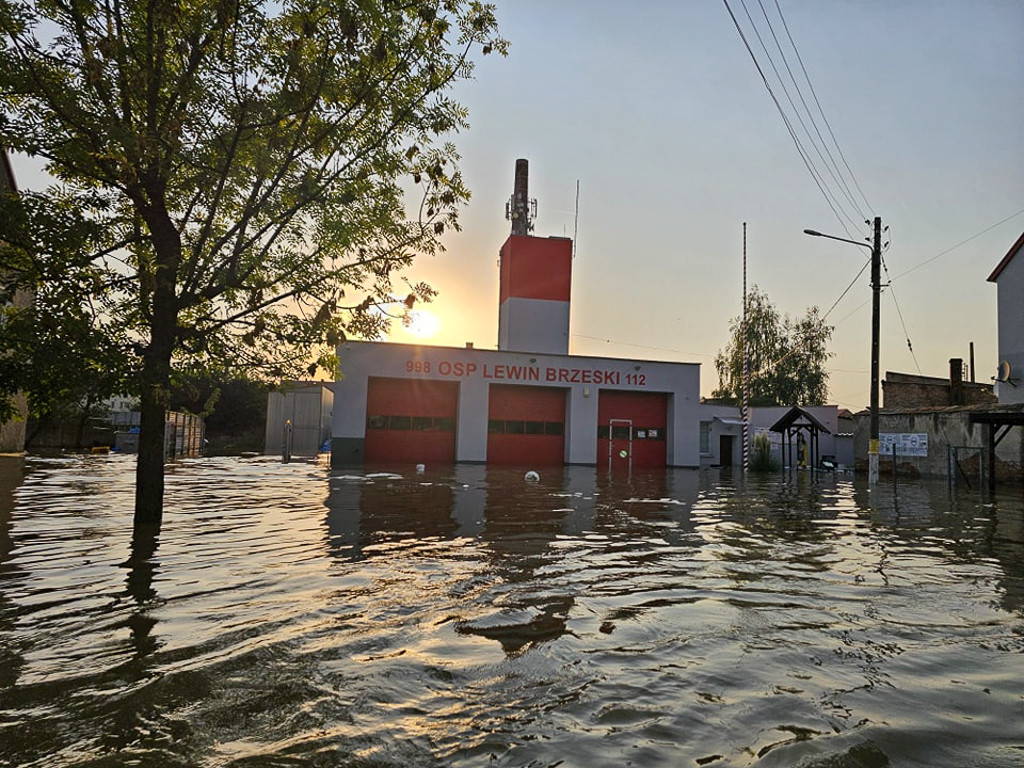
[405,308,442,339]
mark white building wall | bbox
[670,394,702,467]
[697,404,840,467]
[332,341,702,467]
[994,248,1024,404]
[498,297,570,355]
[697,405,739,467]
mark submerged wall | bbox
[853,407,1024,481]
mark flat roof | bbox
[340,338,702,368]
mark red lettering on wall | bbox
[433,361,626,385]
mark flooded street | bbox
[1,454,1022,767]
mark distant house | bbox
[0,149,29,454]
[837,408,855,434]
[882,359,995,409]
[988,231,1024,404]
[696,403,846,469]
[102,395,141,427]
[845,234,1024,482]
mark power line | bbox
[735,0,861,234]
[723,0,873,237]
[572,334,716,359]
[835,296,871,325]
[891,207,1024,281]
[880,254,921,374]
[753,0,869,223]
[771,0,873,214]
[721,0,857,237]
[820,254,870,323]
[824,213,1023,331]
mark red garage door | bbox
[365,377,458,464]
[598,391,668,470]
[487,384,566,465]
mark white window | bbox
[699,421,711,454]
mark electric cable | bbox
[722,0,856,238]
[890,207,1024,281]
[754,0,869,222]
[571,334,717,359]
[880,254,921,374]
[736,0,861,234]
[772,0,873,215]
[820,255,870,323]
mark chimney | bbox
[508,158,532,236]
[949,358,964,405]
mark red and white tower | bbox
[497,159,573,355]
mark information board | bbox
[879,433,928,457]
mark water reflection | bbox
[458,468,575,656]
[325,469,459,558]
[0,455,25,689]
[322,466,708,658]
[853,477,1024,615]
[119,524,162,663]
[1,458,1022,767]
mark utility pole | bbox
[868,216,882,487]
[742,222,750,474]
[803,216,884,487]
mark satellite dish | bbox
[995,360,1017,386]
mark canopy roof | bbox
[768,406,831,435]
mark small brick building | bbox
[882,359,995,410]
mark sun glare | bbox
[406,309,442,339]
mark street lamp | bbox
[804,216,883,486]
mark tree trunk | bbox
[133,193,181,527]
[134,359,169,525]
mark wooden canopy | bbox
[769,407,832,469]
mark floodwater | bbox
[0,455,1022,768]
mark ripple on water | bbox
[0,457,1022,767]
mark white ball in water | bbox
[415,464,426,473]
[524,470,540,482]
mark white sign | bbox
[880,433,928,457]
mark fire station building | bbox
[330,160,703,470]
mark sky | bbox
[384,0,1024,411]
[6,1,1023,412]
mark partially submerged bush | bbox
[750,433,779,472]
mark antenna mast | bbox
[505,158,537,235]
[572,179,580,257]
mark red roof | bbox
[988,230,1024,282]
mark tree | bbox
[712,286,833,406]
[1,185,134,424]
[0,0,505,524]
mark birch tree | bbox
[712,286,833,406]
